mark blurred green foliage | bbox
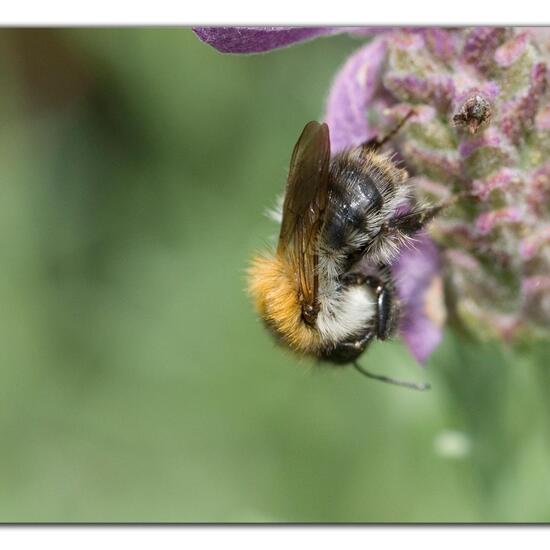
[0,29,549,522]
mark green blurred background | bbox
[0,28,549,523]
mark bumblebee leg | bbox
[337,330,374,355]
[376,283,394,340]
[363,275,394,341]
[321,331,375,364]
[342,271,395,340]
[388,191,476,237]
[387,203,446,235]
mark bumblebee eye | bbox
[301,304,318,326]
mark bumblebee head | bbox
[247,252,321,356]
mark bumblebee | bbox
[248,118,439,390]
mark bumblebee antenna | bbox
[361,109,416,151]
[353,362,430,391]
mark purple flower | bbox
[325,35,390,153]
[195,26,550,361]
[394,234,444,364]
[193,27,340,54]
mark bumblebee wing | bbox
[277,121,331,313]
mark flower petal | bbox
[393,233,444,363]
[324,35,390,153]
[193,27,340,54]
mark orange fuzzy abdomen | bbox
[247,253,322,355]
